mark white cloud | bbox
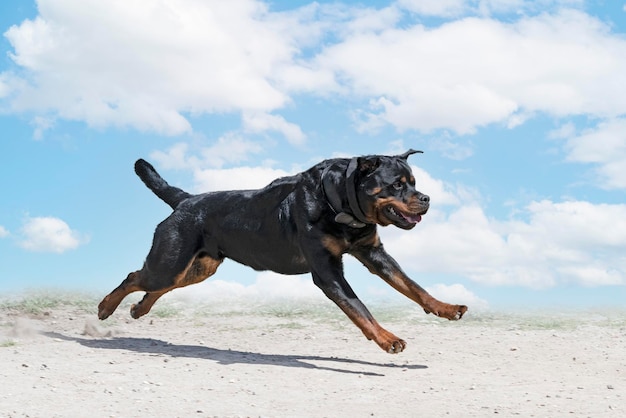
[149,142,192,170]
[548,121,576,140]
[428,137,474,160]
[523,200,626,248]
[31,116,54,140]
[151,135,265,171]
[317,9,626,134]
[3,2,625,141]
[340,4,401,36]
[18,216,87,253]
[0,225,9,238]
[399,1,586,18]
[199,134,266,167]
[0,73,12,98]
[2,0,310,136]
[147,137,285,192]
[242,112,306,145]
[173,271,323,302]
[410,165,466,206]
[562,118,626,189]
[426,283,489,310]
[397,0,467,17]
[193,165,292,192]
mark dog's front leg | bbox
[351,245,468,320]
[308,255,407,354]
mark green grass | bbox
[0,340,17,348]
[0,290,98,316]
[151,304,181,318]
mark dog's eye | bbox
[392,181,403,190]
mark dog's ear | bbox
[357,156,380,175]
[399,149,423,160]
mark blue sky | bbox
[1,0,626,310]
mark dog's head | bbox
[356,149,429,230]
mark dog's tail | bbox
[134,159,192,210]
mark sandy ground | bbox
[1,295,625,417]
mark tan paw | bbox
[424,304,468,320]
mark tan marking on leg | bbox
[130,255,223,319]
[388,272,467,320]
[176,254,223,287]
[352,248,468,322]
[333,299,406,354]
[98,271,143,320]
[321,235,348,257]
[354,232,381,248]
[130,291,167,319]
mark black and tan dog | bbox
[98,150,467,353]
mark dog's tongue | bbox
[402,213,422,224]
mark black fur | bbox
[134,159,191,210]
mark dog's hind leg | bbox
[99,213,220,320]
[98,254,223,320]
[129,253,223,319]
[98,270,144,320]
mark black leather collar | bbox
[321,158,371,228]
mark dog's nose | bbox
[419,193,430,203]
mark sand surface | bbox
[1,294,625,417]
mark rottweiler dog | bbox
[98,150,467,353]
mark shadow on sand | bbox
[43,331,427,377]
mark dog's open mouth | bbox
[384,205,425,227]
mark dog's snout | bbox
[419,193,430,203]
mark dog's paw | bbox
[385,339,407,354]
[424,304,468,321]
[97,300,112,320]
[454,305,468,319]
[129,303,144,319]
[375,329,407,354]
